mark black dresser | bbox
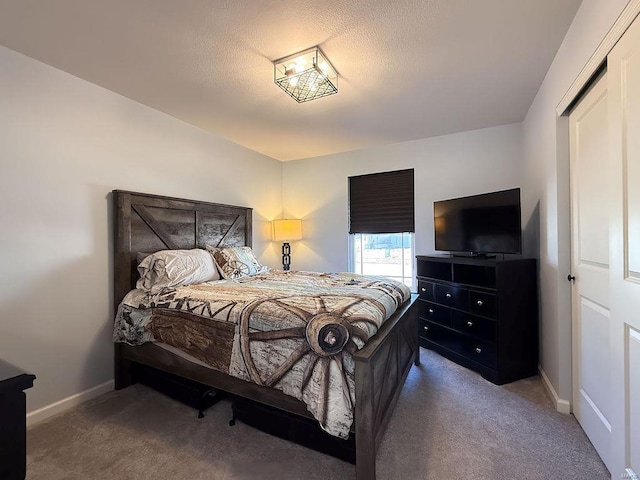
[416,255,538,385]
[0,359,36,480]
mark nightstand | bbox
[0,359,35,480]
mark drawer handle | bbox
[476,300,483,307]
[467,321,474,327]
[428,308,434,314]
[445,293,452,299]
[423,326,429,332]
[421,287,426,292]
[475,347,482,354]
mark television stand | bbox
[416,255,537,384]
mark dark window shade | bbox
[349,169,415,234]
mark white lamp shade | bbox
[272,219,302,241]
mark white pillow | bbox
[136,249,220,293]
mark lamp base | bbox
[282,242,291,271]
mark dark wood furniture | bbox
[134,364,225,418]
[231,396,357,464]
[112,190,419,480]
[416,255,537,385]
[0,359,36,480]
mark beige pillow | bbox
[207,246,269,280]
[136,249,220,293]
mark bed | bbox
[112,190,419,480]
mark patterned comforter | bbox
[113,270,411,438]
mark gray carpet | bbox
[26,349,608,479]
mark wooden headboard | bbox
[112,190,252,311]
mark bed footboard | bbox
[353,294,419,480]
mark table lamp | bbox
[272,219,302,270]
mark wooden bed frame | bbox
[112,190,419,480]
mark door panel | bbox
[622,40,640,280]
[576,92,610,270]
[576,297,612,464]
[571,82,610,308]
[579,299,611,416]
[608,14,640,477]
[569,70,613,472]
[629,328,640,471]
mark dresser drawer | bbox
[421,321,497,370]
[462,339,497,369]
[419,319,451,344]
[451,310,496,342]
[417,280,434,301]
[434,284,468,311]
[419,301,451,327]
[418,318,433,339]
[469,291,497,318]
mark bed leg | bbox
[355,442,376,480]
[114,345,136,390]
[228,398,237,426]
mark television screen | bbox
[434,188,522,255]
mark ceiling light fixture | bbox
[273,47,338,103]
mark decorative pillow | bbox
[136,252,152,264]
[136,249,220,293]
[207,246,269,280]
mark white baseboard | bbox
[26,380,114,427]
[539,366,571,414]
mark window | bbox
[348,169,415,288]
[352,232,414,287]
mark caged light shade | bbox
[273,47,338,103]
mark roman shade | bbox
[348,169,415,234]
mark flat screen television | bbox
[434,188,522,255]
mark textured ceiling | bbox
[0,0,582,161]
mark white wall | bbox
[521,0,630,403]
[282,124,523,273]
[0,46,283,414]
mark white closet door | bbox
[569,72,613,473]
[608,14,640,478]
